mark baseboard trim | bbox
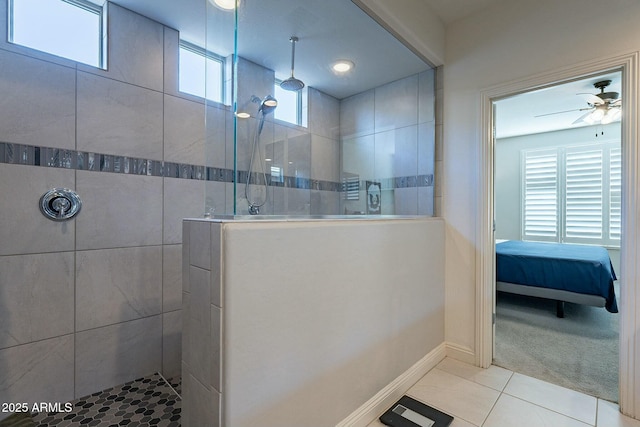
[445,342,476,365]
[335,342,447,427]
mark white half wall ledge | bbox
[351,0,445,67]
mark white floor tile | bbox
[597,399,640,427]
[503,372,597,425]
[484,394,591,427]
[407,368,500,426]
[436,358,513,391]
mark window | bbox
[274,81,304,126]
[179,41,225,104]
[9,0,105,68]
[522,142,621,247]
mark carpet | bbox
[494,288,619,402]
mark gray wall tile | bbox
[0,164,75,256]
[210,223,221,308]
[163,177,205,244]
[0,335,74,408]
[162,310,182,379]
[163,244,183,313]
[0,50,75,148]
[340,90,375,139]
[164,95,206,165]
[76,246,162,331]
[77,72,163,160]
[182,372,215,427]
[186,266,211,387]
[206,105,228,169]
[76,171,163,250]
[311,135,339,182]
[163,27,180,96]
[78,3,163,91]
[211,305,221,392]
[418,69,436,124]
[189,222,211,270]
[309,88,340,140]
[375,75,419,131]
[0,252,74,349]
[75,316,162,398]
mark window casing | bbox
[9,0,106,68]
[274,81,304,126]
[179,41,225,104]
[521,142,621,247]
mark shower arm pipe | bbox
[289,36,298,78]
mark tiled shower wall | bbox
[0,0,440,415]
[0,2,211,411]
[340,68,437,216]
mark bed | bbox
[496,240,618,317]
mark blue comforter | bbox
[496,240,618,313]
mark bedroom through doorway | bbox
[491,71,622,402]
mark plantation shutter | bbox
[523,151,558,240]
[609,147,622,241]
[564,149,603,241]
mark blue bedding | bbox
[496,240,618,313]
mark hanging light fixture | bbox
[210,0,239,11]
[572,80,622,126]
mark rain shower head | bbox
[280,36,305,92]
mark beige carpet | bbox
[494,288,619,402]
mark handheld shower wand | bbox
[245,95,277,215]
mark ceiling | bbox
[419,0,506,24]
[107,0,621,136]
[109,0,430,100]
[494,72,622,139]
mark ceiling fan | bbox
[572,79,622,125]
[535,79,622,125]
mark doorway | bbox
[491,72,621,401]
[475,52,639,416]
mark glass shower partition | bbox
[206,0,436,217]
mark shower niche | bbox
[203,0,436,217]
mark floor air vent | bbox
[379,395,453,427]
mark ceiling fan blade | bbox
[611,99,622,106]
[572,110,594,125]
[534,108,588,118]
[577,93,604,105]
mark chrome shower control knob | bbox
[40,188,82,221]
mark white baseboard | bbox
[445,342,475,365]
[335,343,447,427]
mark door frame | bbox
[476,52,639,416]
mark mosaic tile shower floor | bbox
[2,374,181,427]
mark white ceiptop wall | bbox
[182,217,445,427]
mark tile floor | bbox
[4,360,640,426]
[369,357,640,427]
[28,374,181,427]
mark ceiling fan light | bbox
[610,109,622,121]
[590,108,605,122]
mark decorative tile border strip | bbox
[0,142,433,191]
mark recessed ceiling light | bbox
[235,112,250,119]
[332,60,354,73]
[211,0,238,11]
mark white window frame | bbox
[521,142,621,248]
[274,79,305,126]
[8,0,106,69]
[179,40,226,104]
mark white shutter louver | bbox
[610,147,622,241]
[523,151,558,239]
[564,149,603,240]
